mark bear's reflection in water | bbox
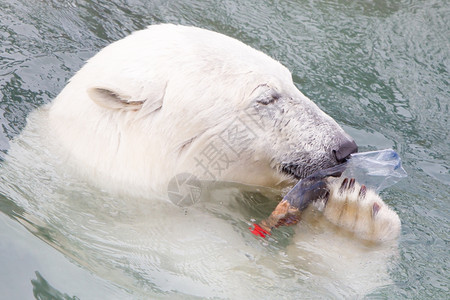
[0,110,398,298]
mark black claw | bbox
[358,185,367,199]
[348,178,356,190]
[322,190,330,206]
[372,202,381,217]
[339,178,349,193]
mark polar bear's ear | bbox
[87,87,145,111]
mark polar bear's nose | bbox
[333,139,358,162]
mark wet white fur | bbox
[314,178,401,242]
[47,24,352,197]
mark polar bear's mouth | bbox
[280,163,312,180]
[279,138,357,180]
[280,138,358,179]
[279,164,297,179]
[280,162,338,180]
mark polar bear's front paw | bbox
[322,178,401,242]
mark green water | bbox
[0,0,448,299]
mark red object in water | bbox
[249,223,271,238]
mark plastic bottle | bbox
[342,149,407,192]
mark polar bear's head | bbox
[49,24,357,193]
[241,82,357,180]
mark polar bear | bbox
[47,24,357,197]
[46,23,402,245]
[0,24,400,297]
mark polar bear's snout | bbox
[333,136,358,163]
[272,99,358,181]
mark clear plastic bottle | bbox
[283,149,407,208]
[342,149,407,192]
